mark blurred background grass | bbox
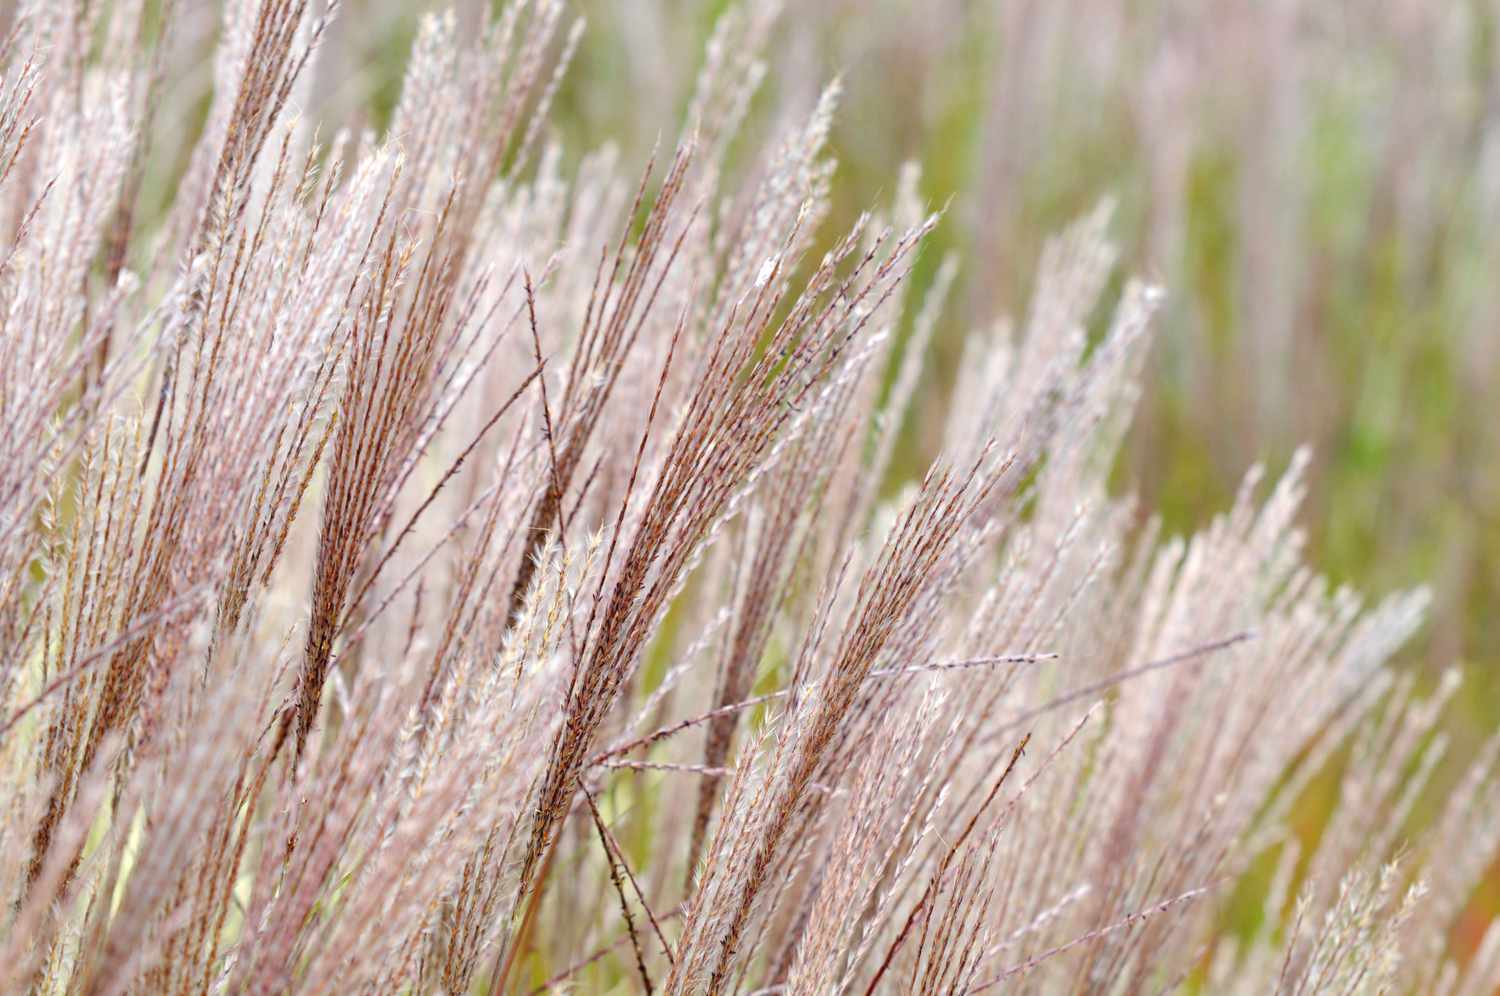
[485,0,1498,734]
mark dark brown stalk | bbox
[581,778,655,993]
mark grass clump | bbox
[1,1,1497,993]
